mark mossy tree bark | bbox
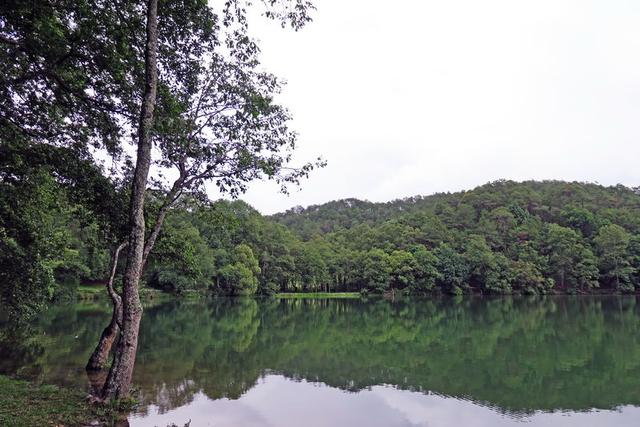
[86,242,126,371]
[100,0,158,401]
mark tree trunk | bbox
[87,243,126,371]
[100,0,158,401]
[86,315,120,371]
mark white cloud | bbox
[204,0,640,214]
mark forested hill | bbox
[272,180,640,239]
[258,180,640,296]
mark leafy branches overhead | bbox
[0,0,144,152]
[154,47,324,199]
[0,0,315,157]
[223,0,316,31]
[0,0,322,218]
[140,7,323,264]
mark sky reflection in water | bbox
[130,374,640,427]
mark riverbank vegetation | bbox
[3,163,640,315]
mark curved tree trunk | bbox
[100,0,158,401]
[86,314,120,371]
[86,243,127,371]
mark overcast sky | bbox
[207,0,640,214]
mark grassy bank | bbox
[0,375,120,426]
[76,284,106,300]
[276,292,361,299]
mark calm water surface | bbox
[2,296,640,426]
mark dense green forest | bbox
[150,179,640,296]
[3,138,640,316]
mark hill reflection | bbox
[2,296,640,416]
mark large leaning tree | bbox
[101,0,321,401]
[1,0,319,401]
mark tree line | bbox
[150,180,640,296]
[4,155,640,305]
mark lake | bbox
[2,296,640,426]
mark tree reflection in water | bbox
[2,296,640,419]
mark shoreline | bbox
[75,287,640,302]
[0,375,119,426]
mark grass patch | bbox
[0,375,120,426]
[77,284,106,300]
[276,292,361,299]
[179,289,207,299]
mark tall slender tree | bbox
[100,0,159,399]
[3,0,318,400]
[96,0,319,400]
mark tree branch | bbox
[142,173,186,267]
[107,242,127,328]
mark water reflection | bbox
[129,375,640,427]
[2,296,640,425]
